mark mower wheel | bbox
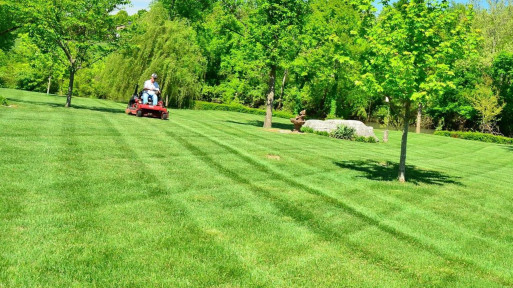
[161,112,169,120]
[136,110,143,117]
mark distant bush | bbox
[0,95,8,106]
[193,101,295,119]
[434,131,513,145]
[330,125,355,140]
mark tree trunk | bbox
[398,101,411,183]
[65,67,75,108]
[416,103,422,134]
[47,75,52,95]
[277,69,288,110]
[263,65,277,128]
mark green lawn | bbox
[1,88,512,287]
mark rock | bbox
[304,119,378,139]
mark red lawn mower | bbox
[125,84,169,120]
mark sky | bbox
[119,0,490,15]
[120,0,153,15]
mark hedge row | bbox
[434,131,513,145]
[193,101,295,119]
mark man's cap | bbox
[151,73,158,79]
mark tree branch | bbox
[0,26,22,36]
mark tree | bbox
[0,33,66,93]
[290,0,374,119]
[220,0,309,128]
[468,82,505,133]
[0,1,23,51]
[491,52,513,135]
[472,0,513,61]
[365,0,480,182]
[161,0,217,22]
[22,0,129,107]
[99,4,205,107]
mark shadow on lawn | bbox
[226,120,294,130]
[503,145,513,152]
[334,160,463,186]
[11,98,124,114]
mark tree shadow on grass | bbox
[334,160,463,186]
[11,98,124,114]
[226,120,294,130]
[503,145,513,152]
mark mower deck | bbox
[126,102,169,120]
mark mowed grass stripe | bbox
[178,112,513,246]
[159,125,422,286]
[170,112,513,285]
[102,111,277,287]
[165,114,504,286]
[191,110,513,232]
[128,112,414,286]
[1,89,513,287]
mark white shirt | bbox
[144,80,160,96]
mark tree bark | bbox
[398,101,411,183]
[416,103,422,134]
[65,67,75,108]
[263,65,277,128]
[47,75,52,95]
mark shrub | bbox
[0,95,8,106]
[314,131,330,137]
[355,136,378,143]
[300,127,330,137]
[193,101,295,119]
[434,130,513,145]
[300,126,314,133]
[330,125,355,140]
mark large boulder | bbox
[304,119,378,139]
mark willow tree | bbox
[99,3,206,107]
[23,0,128,107]
[366,0,480,182]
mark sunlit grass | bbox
[1,88,512,287]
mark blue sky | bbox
[120,0,489,15]
[120,0,153,15]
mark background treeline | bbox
[1,0,513,135]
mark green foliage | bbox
[0,95,7,106]
[99,4,205,107]
[300,126,330,136]
[193,101,294,119]
[301,125,377,143]
[0,1,23,51]
[22,0,129,106]
[4,89,513,286]
[0,34,65,93]
[434,130,513,145]
[354,136,378,143]
[330,125,356,140]
[300,126,314,133]
[491,52,513,135]
[472,0,513,60]
[365,0,481,181]
[467,82,505,133]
